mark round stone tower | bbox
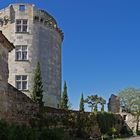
[0,4,63,108]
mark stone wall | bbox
[0,84,39,124]
[0,31,39,125]
[41,107,125,138]
[0,44,8,92]
[0,31,14,92]
[120,112,140,134]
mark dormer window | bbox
[19,5,25,11]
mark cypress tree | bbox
[79,93,84,112]
[60,81,68,109]
[32,62,43,107]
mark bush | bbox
[0,119,9,140]
[39,128,64,140]
[96,112,116,135]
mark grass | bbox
[113,138,124,140]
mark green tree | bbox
[84,95,99,112]
[60,81,69,109]
[79,93,84,112]
[32,62,43,107]
[118,88,140,134]
[98,97,106,112]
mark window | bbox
[19,5,25,11]
[16,75,28,90]
[40,18,44,23]
[123,115,127,121]
[16,19,28,32]
[34,16,39,21]
[15,45,28,60]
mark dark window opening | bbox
[19,5,25,11]
[123,115,127,121]
[34,16,39,21]
[40,18,44,23]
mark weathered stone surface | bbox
[108,94,140,133]
[0,4,63,108]
[0,31,14,92]
[120,112,140,134]
[42,107,124,138]
[0,32,39,124]
[108,94,121,113]
[5,84,39,124]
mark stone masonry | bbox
[108,94,140,134]
[0,4,63,108]
[0,31,13,92]
[0,31,39,124]
[108,94,121,113]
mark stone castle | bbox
[0,3,63,108]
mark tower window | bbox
[19,5,25,11]
[15,45,28,61]
[16,19,28,33]
[40,18,44,23]
[15,75,28,90]
[34,16,39,22]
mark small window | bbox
[40,18,44,23]
[16,19,28,33]
[15,75,28,90]
[19,5,25,11]
[15,45,28,61]
[123,115,127,121]
[34,16,39,21]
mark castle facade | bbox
[0,4,63,108]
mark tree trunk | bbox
[136,114,140,134]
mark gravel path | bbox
[125,136,140,140]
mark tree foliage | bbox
[84,95,98,112]
[32,62,43,106]
[118,88,140,133]
[79,93,85,112]
[98,97,106,112]
[60,81,69,109]
[118,88,140,113]
[84,95,106,112]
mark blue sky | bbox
[1,0,140,110]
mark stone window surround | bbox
[15,45,28,61]
[15,75,28,91]
[15,19,28,33]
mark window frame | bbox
[19,5,26,11]
[15,75,28,91]
[15,19,28,33]
[15,45,28,61]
